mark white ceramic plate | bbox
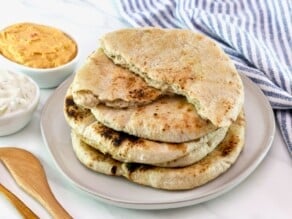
[41,74,275,210]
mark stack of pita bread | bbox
[64,28,245,190]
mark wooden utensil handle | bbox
[0,183,39,219]
[0,147,72,219]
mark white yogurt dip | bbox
[0,70,37,116]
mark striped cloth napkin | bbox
[117,0,292,155]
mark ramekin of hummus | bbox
[0,22,77,68]
[0,23,79,88]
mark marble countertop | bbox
[0,0,291,218]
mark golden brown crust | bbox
[91,96,217,143]
[71,111,245,190]
[100,28,244,127]
[63,87,96,134]
[124,111,245,190]
[71,130,123,176]
[64,88,227,165]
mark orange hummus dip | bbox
[0,22,77,68]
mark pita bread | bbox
[71,49,163,109]
[91,95,217,143]
[71,111,245,190]
[71,130,123,176]
[100,28,244,127]
[64,91,227,165]
[81,125,227,167]
[64,86,96,134]
[156,126,227,167]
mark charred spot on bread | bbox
[97,125,139,147]
[125,163,141,172]
[111,165,117,175]
[65,96,90,120]
[125,163,154,173]
[221,135,239,157]
[129,88,145,99]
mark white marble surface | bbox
[0,0,291,218]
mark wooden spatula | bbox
[0,147,72,219]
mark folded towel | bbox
[117,0,292,154]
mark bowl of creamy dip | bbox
[0,22,79,88]
[0,70,40,136]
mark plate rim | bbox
[40,73,275,209]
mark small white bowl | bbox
[0,72,40,136]
[0,53,79,88]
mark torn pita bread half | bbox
[100,28,244,127]
[71,49,163,109]
[64,89,227,166]
[91,96,217,143]
[71,111,245,190]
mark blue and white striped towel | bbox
[117,0,292,155]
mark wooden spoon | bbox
[0,147,72,219]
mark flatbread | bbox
[63,86,96,134]
[91,95,217,143]
[71,130,123,176]
[71,111,245,190]
[64,90,227,165]
[100,28,244,127]
[80,125,228,167]
[71,49,163,109]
